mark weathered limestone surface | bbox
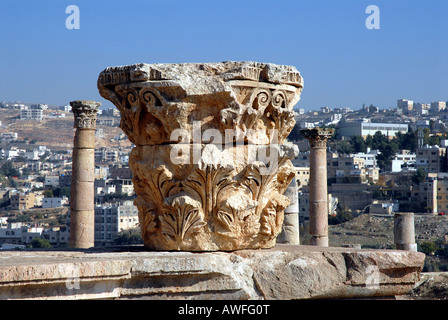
[0,245,425,300]
[98,62,302,251]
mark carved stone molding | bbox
[98,61,303,251]
[70,100,100,129]
[98,62,302,146]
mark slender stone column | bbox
[301,127,333,247]
[69,100,100,248]
[278,176,300,244]
[394,212,417,252]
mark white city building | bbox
[94,201,139,246]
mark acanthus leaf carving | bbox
[160,195,206,250]
[215,192,258,237]
[183,163,235,217]
[131,164,181,243]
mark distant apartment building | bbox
[430,101,446,113]
[95,147,118,162]
[31,104,48,110]
[94,201,139,246]
[10,193,35,210]
[369,201,399,215]
[414,120,430,130]
[110,165,132,180]
[397,99,413,112]
[111,178,134,196]
[418,175,448,214]
[0,132,18,142]
[0,224,43,246]
[334,107,352,114]
[60,105,71,112]
[294,150,380,184]
[119,153,129,164]
[415,146,447,173]
[94,179,116,198]
[338,121,408,139]
[327,154,379,183]
[350,149,379,169]
[328,154,364,179]
[25,149,40,161]
[42,226,70,247]
[2,147,19,160]
[328,183,374,212]
[44,175,60,188]
[296,167,310,188]
[4,103,26,109]
[97,118,115,126]
[103,108,120,117]
[20,109,43,121]
[94,165,109,179]
[298,121,318,129]
[93,178,133,197]
[58,173,71,188]
[413,103,430,115]
[325,113,342,125]
[390,150,416,172]
[42,197,62,208]
[435,179,448,214]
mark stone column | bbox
[394,212,417,252]
[69,100,100,249]
[277,176,300,244]
[301,127,333,247]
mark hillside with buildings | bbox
[294,98,448,270]
[1,98,448,255]
[0,102,137,249]
[0,105,132,150]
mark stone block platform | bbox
[0,245,425,300]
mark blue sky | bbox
[0,0,447,110]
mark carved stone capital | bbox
[97,62,303,145]
[97,62,303,251]
[70,100,100,129]
[300,127,333,148]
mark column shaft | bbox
[278,176,300,245]
[69,100,100,249]
[309,146,328,246]
[394,212,417,252]
[301,127,333,247]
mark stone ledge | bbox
[0,245,425,300]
